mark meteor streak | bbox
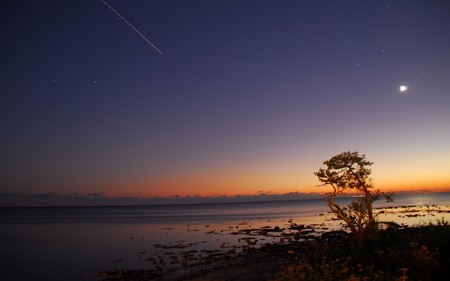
[100,0,163,55]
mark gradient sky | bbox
[2,0,449,201]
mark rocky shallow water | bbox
[95,204,450,281]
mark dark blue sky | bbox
[2,0,449,201]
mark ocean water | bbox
[1,192,449,281]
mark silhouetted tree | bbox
[314,151,393,239]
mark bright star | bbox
[399,85,408,92]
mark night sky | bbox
[2,0,449,202]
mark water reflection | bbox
[2,194,449,281]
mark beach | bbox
[1,192,449,281]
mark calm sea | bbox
[1,192,449,281]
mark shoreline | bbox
[95,204,450,281]
[2,190,449,208]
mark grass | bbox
[273,222,450,281]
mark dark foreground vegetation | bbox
[97,222,450,281]
[274,222,450,281]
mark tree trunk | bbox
[364,187,373,222]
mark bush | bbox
[273,224,450,281]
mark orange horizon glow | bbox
[42,152,450,199]
[101,186,450,199]
[96,174,450,198]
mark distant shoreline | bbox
[1,190,449,208]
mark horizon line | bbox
[1,188,449,207]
